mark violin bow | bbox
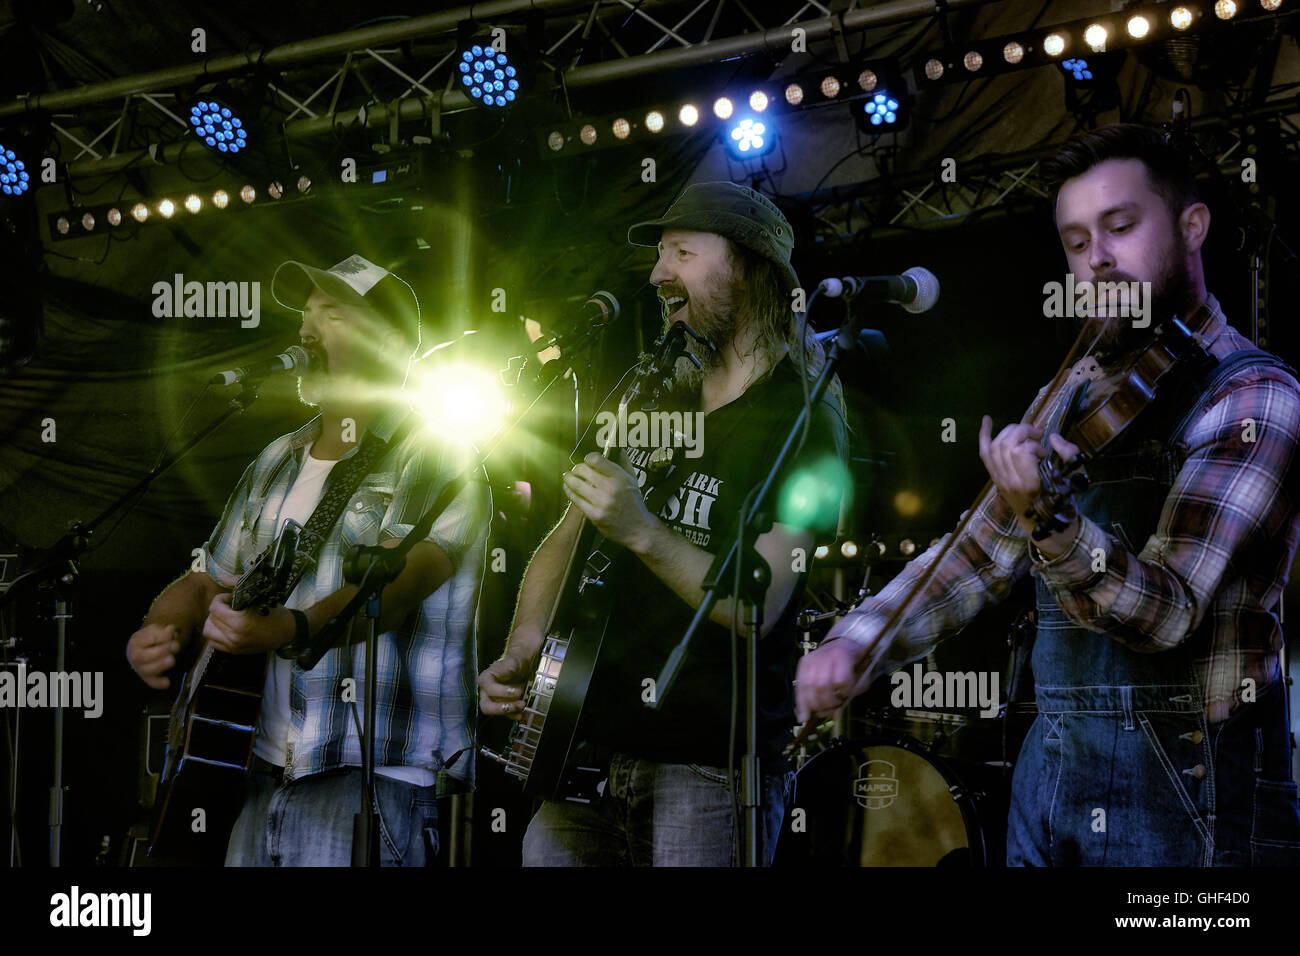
[788,314,1113,754]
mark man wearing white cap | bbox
[127,254,490,866]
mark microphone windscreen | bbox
[588,290,620,323]
[901,267,939,314]
[283,344,311,372]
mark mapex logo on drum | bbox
[853,760,900,810]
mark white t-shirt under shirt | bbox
[251,442,432,787]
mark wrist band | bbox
[278,609,310,660]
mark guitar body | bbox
[503,515,621,802]
[149,651,268,863]
[149,521,301,862]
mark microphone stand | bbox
[0,378,265,866]
[340,546,405,867]
[649,304,868,867]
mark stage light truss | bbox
[876,162,1051,231]
[804,108,1300,241]
[12,0,994,180]
[915,0,1295,87]
[44,177,313,242]
[537,59,903,159]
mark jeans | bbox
[1007,680,1300,866]
[225,767,440,866]
[1007,577,1300,866]
[1002,361,1300,868]
[522,752,792,866]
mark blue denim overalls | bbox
[1007,347,1300,865]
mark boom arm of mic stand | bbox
[0,381,262,610]
[649,309,855,710]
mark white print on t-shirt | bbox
[660,470,722,534]
[623,447,724,549]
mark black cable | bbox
[913,78,979,125]
[807,138,876,206]
[2,627,22,867]
[1028,0,1058,29]
[174,134,229,184]
[728,512,742,861]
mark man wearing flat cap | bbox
[479,182,849,865]
[127,254,490,866]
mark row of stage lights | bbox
[920,0,1289,84]
[813,536,942,562]
[541,65,903,160]
[12,32,514,209]
[48,176,312,240]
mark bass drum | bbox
[775,735,1006,867]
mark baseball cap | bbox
[627,181,800,293]
[272,254,421,347]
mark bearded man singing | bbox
[797,123,1300,867]
[127,255,490,866]
[478,182,848,866]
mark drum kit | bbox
[776,591,1038,867]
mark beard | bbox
[1150,230,1195,328]
[296,344,329,406]
[1078,223,1195,358]
[656,270,742,404]
[295,342,400,408]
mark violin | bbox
[1027,315,1210,540]
[785,310,1212,756]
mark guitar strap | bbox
[289,417,414,592]
[243,416,414,608]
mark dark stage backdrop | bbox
[2,182,1298,866]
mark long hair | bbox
[726,240,846,416]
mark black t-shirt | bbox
[578,355,848,768]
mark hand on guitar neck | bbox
[129,581,293,690]
[201,592,296,655]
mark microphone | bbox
[533,290,620,355]
[209,345,311,386]
[819,267,939,314]
[526,291,621,388]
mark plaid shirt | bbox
[833,296,1300,723]
[202,407,490,784]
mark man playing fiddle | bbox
[796,123,1300,866]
